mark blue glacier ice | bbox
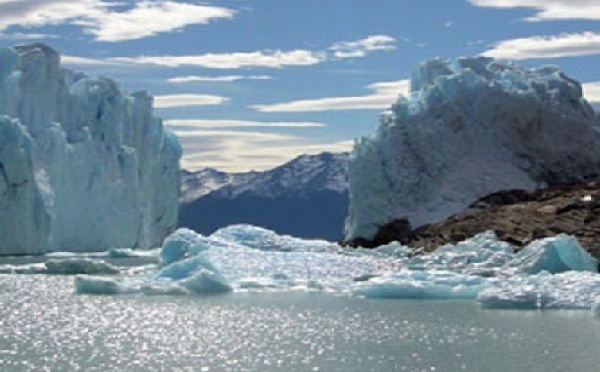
[504,234,598,275]
[0,43,181,255]
[345,57,600,243]
[73,225,600,313]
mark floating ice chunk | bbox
[353,270,490,299]
[0,263,46,274]
[45,258,120,275]
[179,269,232,294]
[373,241,416,258]
[107,248,156,259]
[504,234,598,275]
[156,252,219,281]
[592,297,600,317]
[160,228,210,265]
[74,275,125,294]
[211,224,334,252]
[406,231,514,273]
[478,271,600,309]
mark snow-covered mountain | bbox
[179,152,348,241]
[0,44,181,255]
[345,57,600,244]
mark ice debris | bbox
[0,258,120,275]
[74,225,600,313]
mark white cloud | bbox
[252,79,410,112]
[175,128,353,171]
[167,75,272,83]
[166,119,325,129]
[154,94,229,108]
[78,1,236,42]
[0,0,235,42]
[112,50,326,69]
[109,34,395,69]
[469,0,600,21]
[0,32,58,40]
[329,35,396,59]
[482,32,600,60]
[61,55,123,66]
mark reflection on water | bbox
[1,275,599,371]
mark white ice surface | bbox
[73,226,600,314]
[345,57,600,241]
[0,43,180,255]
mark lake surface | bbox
[1,274,599,371]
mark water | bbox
[1,274,600,371]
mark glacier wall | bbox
[345,57,600,243]
[0,43,181,255]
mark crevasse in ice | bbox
[344,57,600,242]
[0,43,181,254]
[75,225,600,313]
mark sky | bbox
[0,0,599,172]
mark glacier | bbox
[71,225,600,314]
[0,43,181,255]
[344,57,600,243]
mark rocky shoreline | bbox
[348,182,600,260]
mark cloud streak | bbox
[166,119,325,129]
[252,79,410,112]
[469,0,600,21]
[108,34,396,69]
[112,50,326,69]
[154,94,229,108]
[330,35,396,59]
[176,129,353,171]
[482,32,600,60]
[167,75,272,83]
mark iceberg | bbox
[504,234,598,275]
[0,43,181,255]
[344,57,600,243]
[44,258,121,275]
[478,271,600,310]
[0,258,120,275]
[353,270,489,299]
[72,225,600,314]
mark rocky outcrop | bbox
[352,182,600,260]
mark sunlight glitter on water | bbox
[2,275,600,371]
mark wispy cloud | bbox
[175,128,352,171]
[61,55,123,66]
[112,50,326,69]
[108,34,395,70]
[482,32,600,60]
[167,75,272,83]
[0,0,235,42]
[79,1,236,42]
[329,35,396,59]
[0,32,58,40]
[469,0,600,21]
[154,94,229,108]
[166,119,325,129]
[252,79,410,112]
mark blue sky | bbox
[0,0,599,171]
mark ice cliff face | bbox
[345,57,600,243]
[0,43,181,255]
